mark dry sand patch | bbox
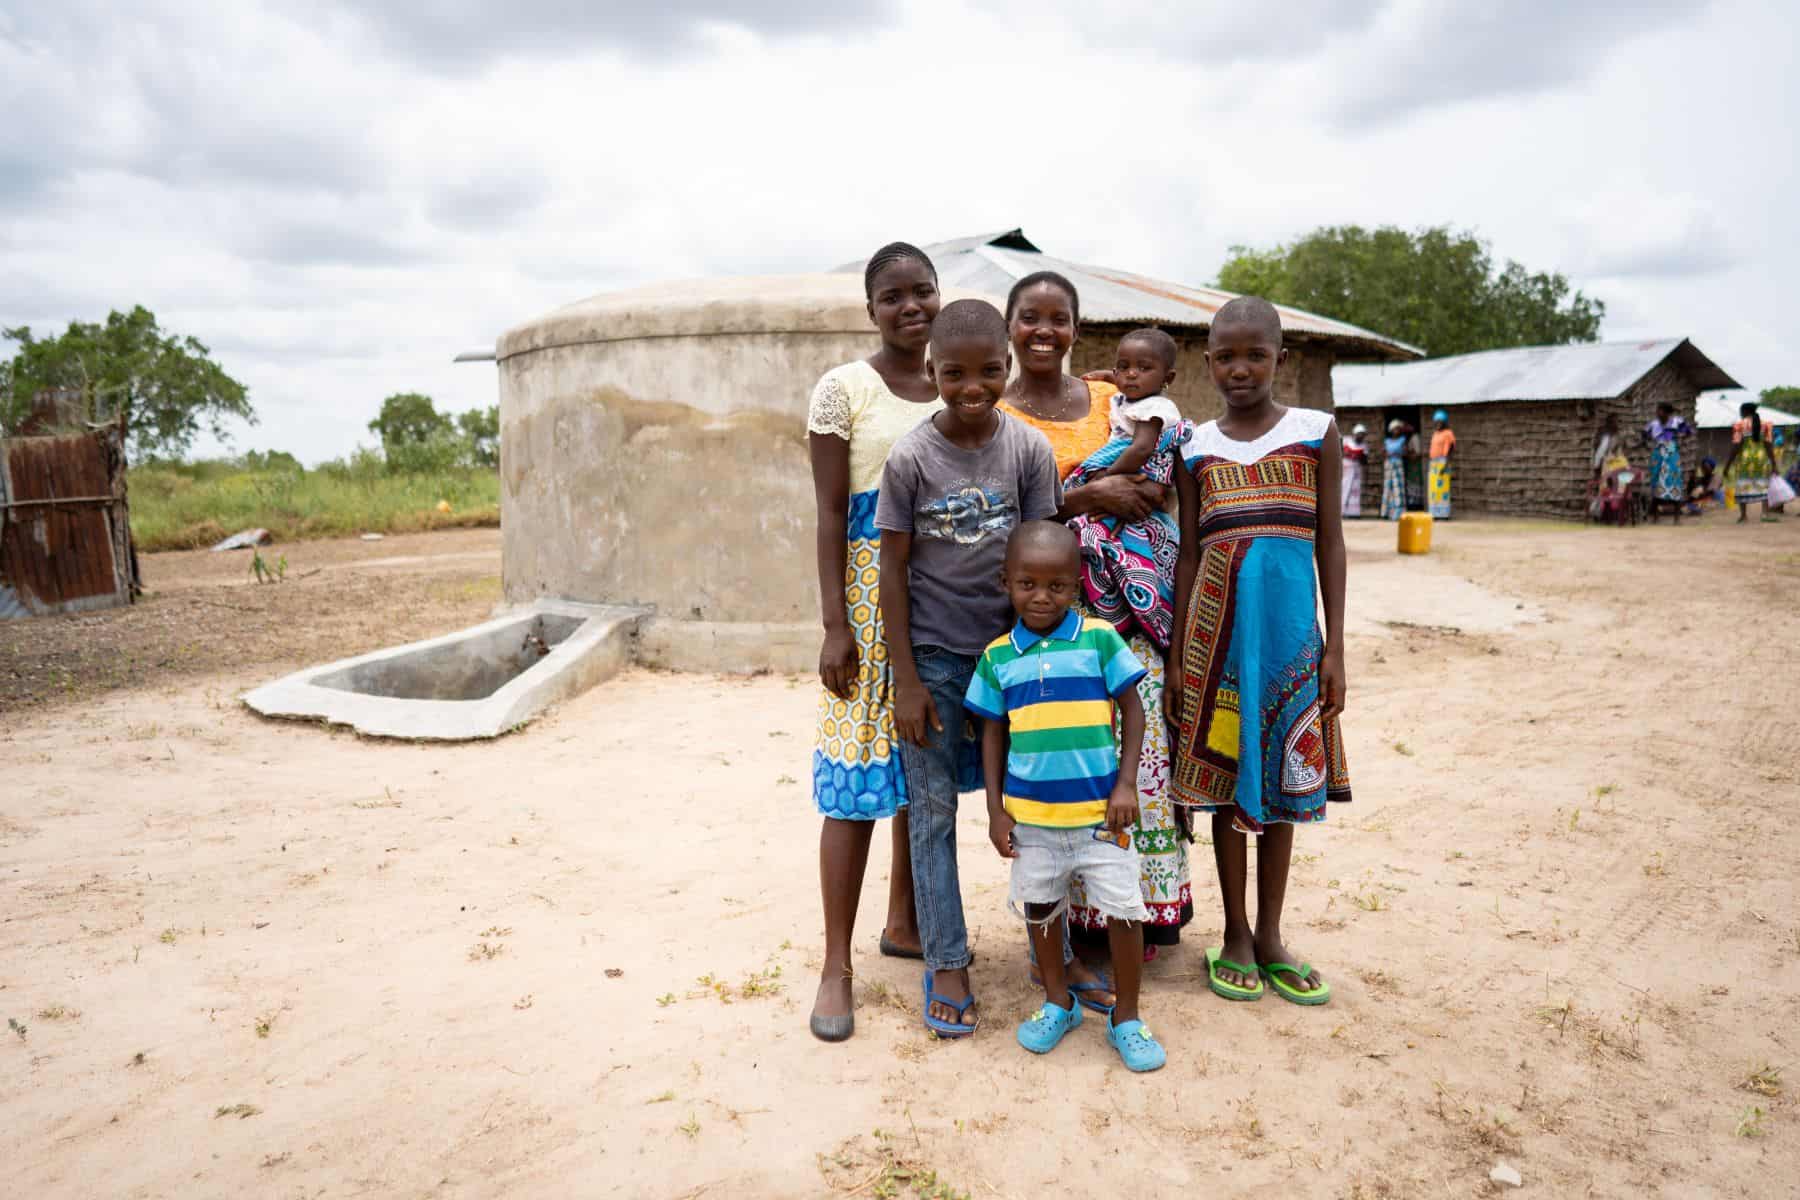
[2,518,1797,1197]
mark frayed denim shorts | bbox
[1007,823,1149,927]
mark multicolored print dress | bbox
[1173,406,1352,831]
[806,361,938,820]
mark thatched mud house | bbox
[1333,339,1740,520]
[837,230,1421,421]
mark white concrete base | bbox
[633,618,815,676]
[242,600,646,741]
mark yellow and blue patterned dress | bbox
[1172,407,1352,831]
[807,361,955,820]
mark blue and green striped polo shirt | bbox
[963,609,1146,829]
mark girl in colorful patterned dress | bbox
[1722,401,1778,524]
[805,242,954,1042]
[1169,296,1351,1007]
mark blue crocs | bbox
[1016,997,1083,1054]
[1106,1017,1167,1072]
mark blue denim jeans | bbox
[900,645,1073,973]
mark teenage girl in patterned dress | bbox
[806,243,950,1041]
[1168,297,1351,1006]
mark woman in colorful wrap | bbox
[805,242,964,1042]
[1379,420,1408,520]
[1001,272,1193,999]
[1169,296,1351,1006]
[1427,409,1456,519]
[1643,402,1694,523]
[1722,401,1779,524]
[1341,424,1368,518]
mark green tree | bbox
[1,306,253,457]
[1760,386,1800,410]
[367,391,454,456]
[1216,225,1606,357]
[457,404,500,468]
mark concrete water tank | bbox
[496,273,997,671]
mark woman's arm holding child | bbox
[983,718,1015,859]
[1315,424,1348,720]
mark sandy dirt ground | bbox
[3,518,1798,1198]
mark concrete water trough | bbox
[243,600,645,740]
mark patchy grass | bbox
[1741,1064,1783,1098]
[214,1103,262,1120]
[35,1004,80,1021]
[1735,1106,1769,1138]
[817,1129,971,1200]
[129,462,500,552]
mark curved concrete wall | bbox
[498,274,997,635]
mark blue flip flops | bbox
[1016,998,1082,1054]
[922,970,979,1038]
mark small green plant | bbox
[215,1103,262,1120]
[35,1004,78,1021]
[249,551,287,584]
[8,1017,26,1040]
[1735,1106,1768,1138]
[656,993,676,1007]
[1643,852,1668,877]
[254,1014,275,1039]
[1392,741,1414,757]
[468,942,506,962]
[1568,808,1581,831]
[1351,892,1387,912]
[648,1090,676,1105]
[678,1113,701,1139]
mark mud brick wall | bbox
[1334,362,1701,521]
[1074,325,1338,425]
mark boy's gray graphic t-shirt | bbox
[875,411,1061,655]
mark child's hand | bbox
[987,808,1017,859]
[1081,369,1119,387]
[1105,781,1140,835]
[1320,644,1348,719]
[894,678,942,747]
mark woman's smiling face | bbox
[1007,281,1077,374]
[866,258,940,352]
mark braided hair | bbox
[1742,400,1763,442]
[1004,270,1080,326]
[863,242,936,300]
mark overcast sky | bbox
[3,0,1794,463]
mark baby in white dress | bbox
[1100,327,1182,479]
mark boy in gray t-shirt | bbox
[875,299,1060,1039]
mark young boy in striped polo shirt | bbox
[963,521,1167,1072]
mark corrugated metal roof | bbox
[1695,392,1800,429]
[1332,337,1742,410]
[835,229,1423,361]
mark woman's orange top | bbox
[1001,380,1117,480]
[1429,428,1457,458]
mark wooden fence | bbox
[0,418,139,619]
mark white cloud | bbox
[2,0,1796,464]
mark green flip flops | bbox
[1259,960,1331,1006]
[1205,946,1265,1001]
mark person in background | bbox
[1427,410,1456,520]
[1722,401,1778,523]
[1403,421,1426,511]
[1341,423,1368,518]
[1685,456,1720,516]
[1643,402,1694,524]
[1770,428,1796,514]
[1380,420,1408,521]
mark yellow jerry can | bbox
[1398,511,1433,555]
